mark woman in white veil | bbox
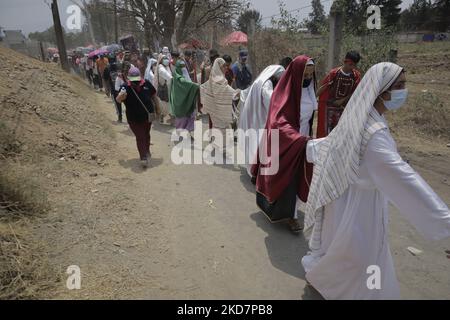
[238,65,285,177]
[302,62,450,299]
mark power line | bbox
[260,0,333,21]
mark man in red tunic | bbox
[316,51,361,138]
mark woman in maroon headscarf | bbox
[251,55,317,233]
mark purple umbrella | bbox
[88,49,109,58]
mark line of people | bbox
[93,47,256,169]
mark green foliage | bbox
[29,27,90,48]
[394,91,450,139]
[400,0,450,32]
[271,0,304,34]
[342,27,398,73]
[304,0,328,34]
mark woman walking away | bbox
[302,62,450,299]
[200,58,240,130]
[170,60,200,134]
[145,58,157,84]
[116,67,157,169]
[200,58,240,158]
[251,56,317,234]
[155,54,173,124]
[238,65,285,178]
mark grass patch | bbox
[0,221,56,299]
[390,91,450,140]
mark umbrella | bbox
[47,47,59,54]
[106,44,123,53]
[88,49,109,58]
[221,31,248,46]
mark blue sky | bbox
[0,0,414,35]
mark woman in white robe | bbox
[238,65,285,177]
[302,62,450,299]
[155,54,173,123]
[200,58,240,130]
[144,58,157,83]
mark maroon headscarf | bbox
[251,55,314,203]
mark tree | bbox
[271,0,304,34]
[434,0,450,31]
[400,0,433,31]
[119,0,243,50]
[70,0,97,45]
[236,9,262,34]
[304,0,327,34]
[29,26,89,49]
[376,0,402,27]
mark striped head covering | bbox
[304,62,404,249]
[200,58,238,129]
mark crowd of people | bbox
[78,44,450,300]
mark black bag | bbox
[129,86,156,123]
[256,172,299,223]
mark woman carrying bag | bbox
[116,67,157,168]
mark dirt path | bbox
[41,93,449,300]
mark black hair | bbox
[345,51,361,64]
[184,50,192,57]
[222,54,232,64]
[209,49,219,57]
[279,57,293,69]
[209,49,220,64]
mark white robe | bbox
[239,80,273,175]
[302,120,450,300]
[299,82,318,137]
[238,65,285,176]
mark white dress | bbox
[299,83,318,136]
[302,119,450,299]
[157,65,173,116]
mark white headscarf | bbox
[238,65,285,176]
[144,58,157,83]
[304,62,404,249]
[200,58,238,129]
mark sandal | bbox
[288,218,303,233]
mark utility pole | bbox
[39,41,46,62]
[327,2,344,71]
[248,18,257,77]
[114,0,119,43]
[51,0,70,72]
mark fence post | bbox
[51,0,70,72]
[39,41,46,62]
[327,4,344,71]
[248,18,257,77]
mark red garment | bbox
[251,55,313,203]
[317,67,361,138]
[128,121,152,160]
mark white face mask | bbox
[382,88,408,111]
[162,60,170,67]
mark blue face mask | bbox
[382,89,408,111]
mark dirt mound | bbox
[0,47,116,299]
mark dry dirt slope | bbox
[0,46,117,298]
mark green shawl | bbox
[169,60,200,118]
